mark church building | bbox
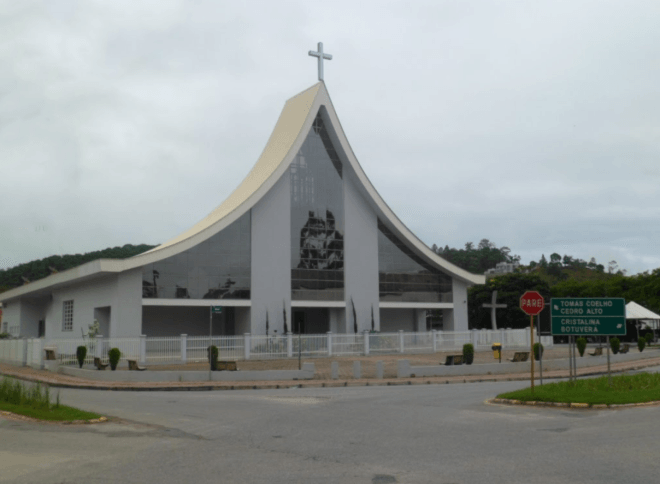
[1,70,485,340]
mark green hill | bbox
[0,244,157,293]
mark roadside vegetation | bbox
[497,372,660,405]
[0,377,102,421]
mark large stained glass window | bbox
[142,212,251,300]
[290,111,345,301]
[378,220,452,302]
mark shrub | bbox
[108,348,121,371]
[610,337,620,354]
[644,332,654,344]
[76,346,87,368]
[533,342,544,361]
[207,345,219,371]
[638,338,646,353]
[462,343,474,365]
[576,338,587,357]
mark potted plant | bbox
[533,342,544,361]
[207,345,219,371]
[108,348,121,371]
[610,337,620,354]
[76,346,87,368]
[462,343,474,365]
[576,337,587,357]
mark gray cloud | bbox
[1,0,659,275]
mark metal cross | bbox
[308,42,332,81]
[482,290,507,330]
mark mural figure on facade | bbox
[298,210,343,270]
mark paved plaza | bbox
[2,363,660,483]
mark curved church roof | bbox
[0,82,484,302]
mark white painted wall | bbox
[114,269,142,337]
[251,174,291,335]
[1,302,20,335]
[49,275,118,340]
[19,299,48,337]
[344,172,379,333]
[449,280,469,332]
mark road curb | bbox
[489,397,660,410]
[2,357,659,392]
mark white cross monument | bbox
[308,42,332,81]
[482,290,507,330]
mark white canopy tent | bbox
[626,301,660,330]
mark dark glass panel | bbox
[291,111,345,301]
[378,220,452,302]
[142,212,251,299]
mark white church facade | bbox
[0,82,485,341]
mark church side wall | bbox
[251,174,291,335]
[114,269,143,338]
[1,302,21,336]
[380,308,415,332]
[49,276,118,340]
[235,307,251,335]
[142,306,223,337]
[19,299,48,337]
[448,279,469,332]
[344,173,379,332]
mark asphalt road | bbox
[2,372,660,484]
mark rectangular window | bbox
[62,300,74,331]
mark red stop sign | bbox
[520,290,545,315]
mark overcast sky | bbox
[2,0,659,276]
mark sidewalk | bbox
[2,352,660,391]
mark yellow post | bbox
[530,314,535,393]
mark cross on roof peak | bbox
[308,42,332,82]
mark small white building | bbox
[485,261,520,276]
[0,82,484,340]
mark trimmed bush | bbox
[638,338,646,353]
[533,342,544,361]
[576,338,587,357]
[610,337,620,354]
[644,332,654,344]
[76,346,87,368]
[207,345,219,371]
[462,344,474,365]
[108,348,121,371]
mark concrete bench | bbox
[444,355,463,365]
[94,357,108,370]
[217,361,237,371]
[509,352,529,362]
[589,347,603,356]
[128,359,146,371]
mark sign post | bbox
[551,298,625,384]
[520,291,545,393]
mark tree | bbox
[539,254,548,269]
[608,260,618,274]
[468,273,551,330]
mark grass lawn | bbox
[497,372,660,405]
[0,401,102,421]
[0,376,103,422]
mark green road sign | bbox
[551,298,626,336]
[211,306,223,314]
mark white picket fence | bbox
[0,328,547,368]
